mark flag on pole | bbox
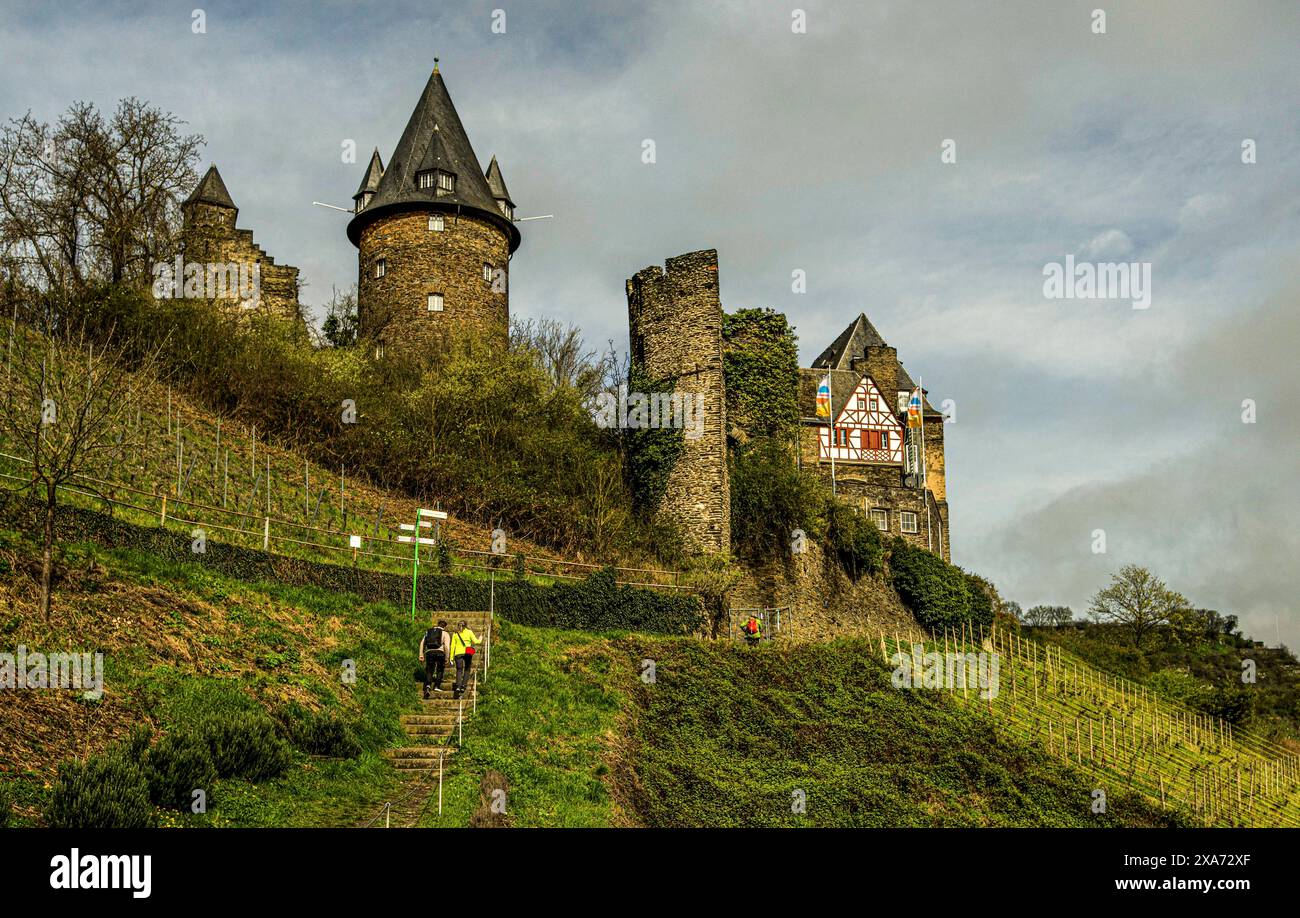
[907,388,923,428]
[816,375,833,418]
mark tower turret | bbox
[347,64,519,353]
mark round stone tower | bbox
[347,63,520,355]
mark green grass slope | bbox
[419,624,1185,828]
[0,523,426,827]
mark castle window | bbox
[900,511,918,534]
[374,258,386,278]
[870,509,889,532]
[427,292,444,312]
[429,214,444,232]
[375,342,385,359]
[869,395,878,411]
[833,427,850,447]
[436,170,455,193]
[499,201,514,220]
[482,262,493,282]
[417,170,435,190]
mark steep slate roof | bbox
[353,149,384,198]
[184,164,237,210]
[811,312,887,371]
[484,155,512,204]
[802,313,943,419]
[347,67,519,251]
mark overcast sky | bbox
[3,0,1298,647]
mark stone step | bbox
[384,745,456,759]
[403,725,457,736]
[387,748,449,764]
[401,714,462,725]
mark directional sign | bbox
[397,536,438,546]
[348,535,362,548]
[419,508,449,520]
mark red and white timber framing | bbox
[819,375,905,465]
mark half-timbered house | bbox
[797,313,951,559]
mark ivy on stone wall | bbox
[624,361,685,516]
[722,308,799,444]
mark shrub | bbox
[276,704,362,758]
[197,712,293,782]
[0,781,12,826]
[825,499,884,579]
[729,437,824,562]
[118,723,154,761]
[46,753,156,828]
[889,538,975,631]
[145,730,217,809]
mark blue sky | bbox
[3,0,1298,646]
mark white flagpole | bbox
[920,375,932,553]
[826,369,837,496]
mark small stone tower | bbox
[347,63,520,354]
[180,164,301,318]
[626,249,730,556]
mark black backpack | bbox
[424,627,444,656]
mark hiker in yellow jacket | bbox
[450,620,481,700]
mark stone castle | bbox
[181,64,950,561]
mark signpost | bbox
[397,507,447,622]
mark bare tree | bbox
[1088,565,1189,649]
[510,316,610,400]
[319,285,359,348]
[0,323,163,618]
[0,98,201,294]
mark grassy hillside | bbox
[0,522,421,827]
[0,332,681,589]
[417,623,1186,827]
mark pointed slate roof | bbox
[184,164,237,210]
[812,313,887,371]
[484,155,513,205]
[804,312,942,418]
[347,67,519,251]
[353,149,384,199]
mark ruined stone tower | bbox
[347,64,520,355]
[626,250,730,555]
[179,164,301,318]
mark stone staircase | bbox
[382,612,492,772]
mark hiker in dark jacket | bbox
[419,619,451,699]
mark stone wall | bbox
[181,201,301,321]
[626,249,730,555]
[357,209,509,353]
[731,540,923,643]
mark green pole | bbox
[410,523,420,623]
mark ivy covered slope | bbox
[413,623,1183,828]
